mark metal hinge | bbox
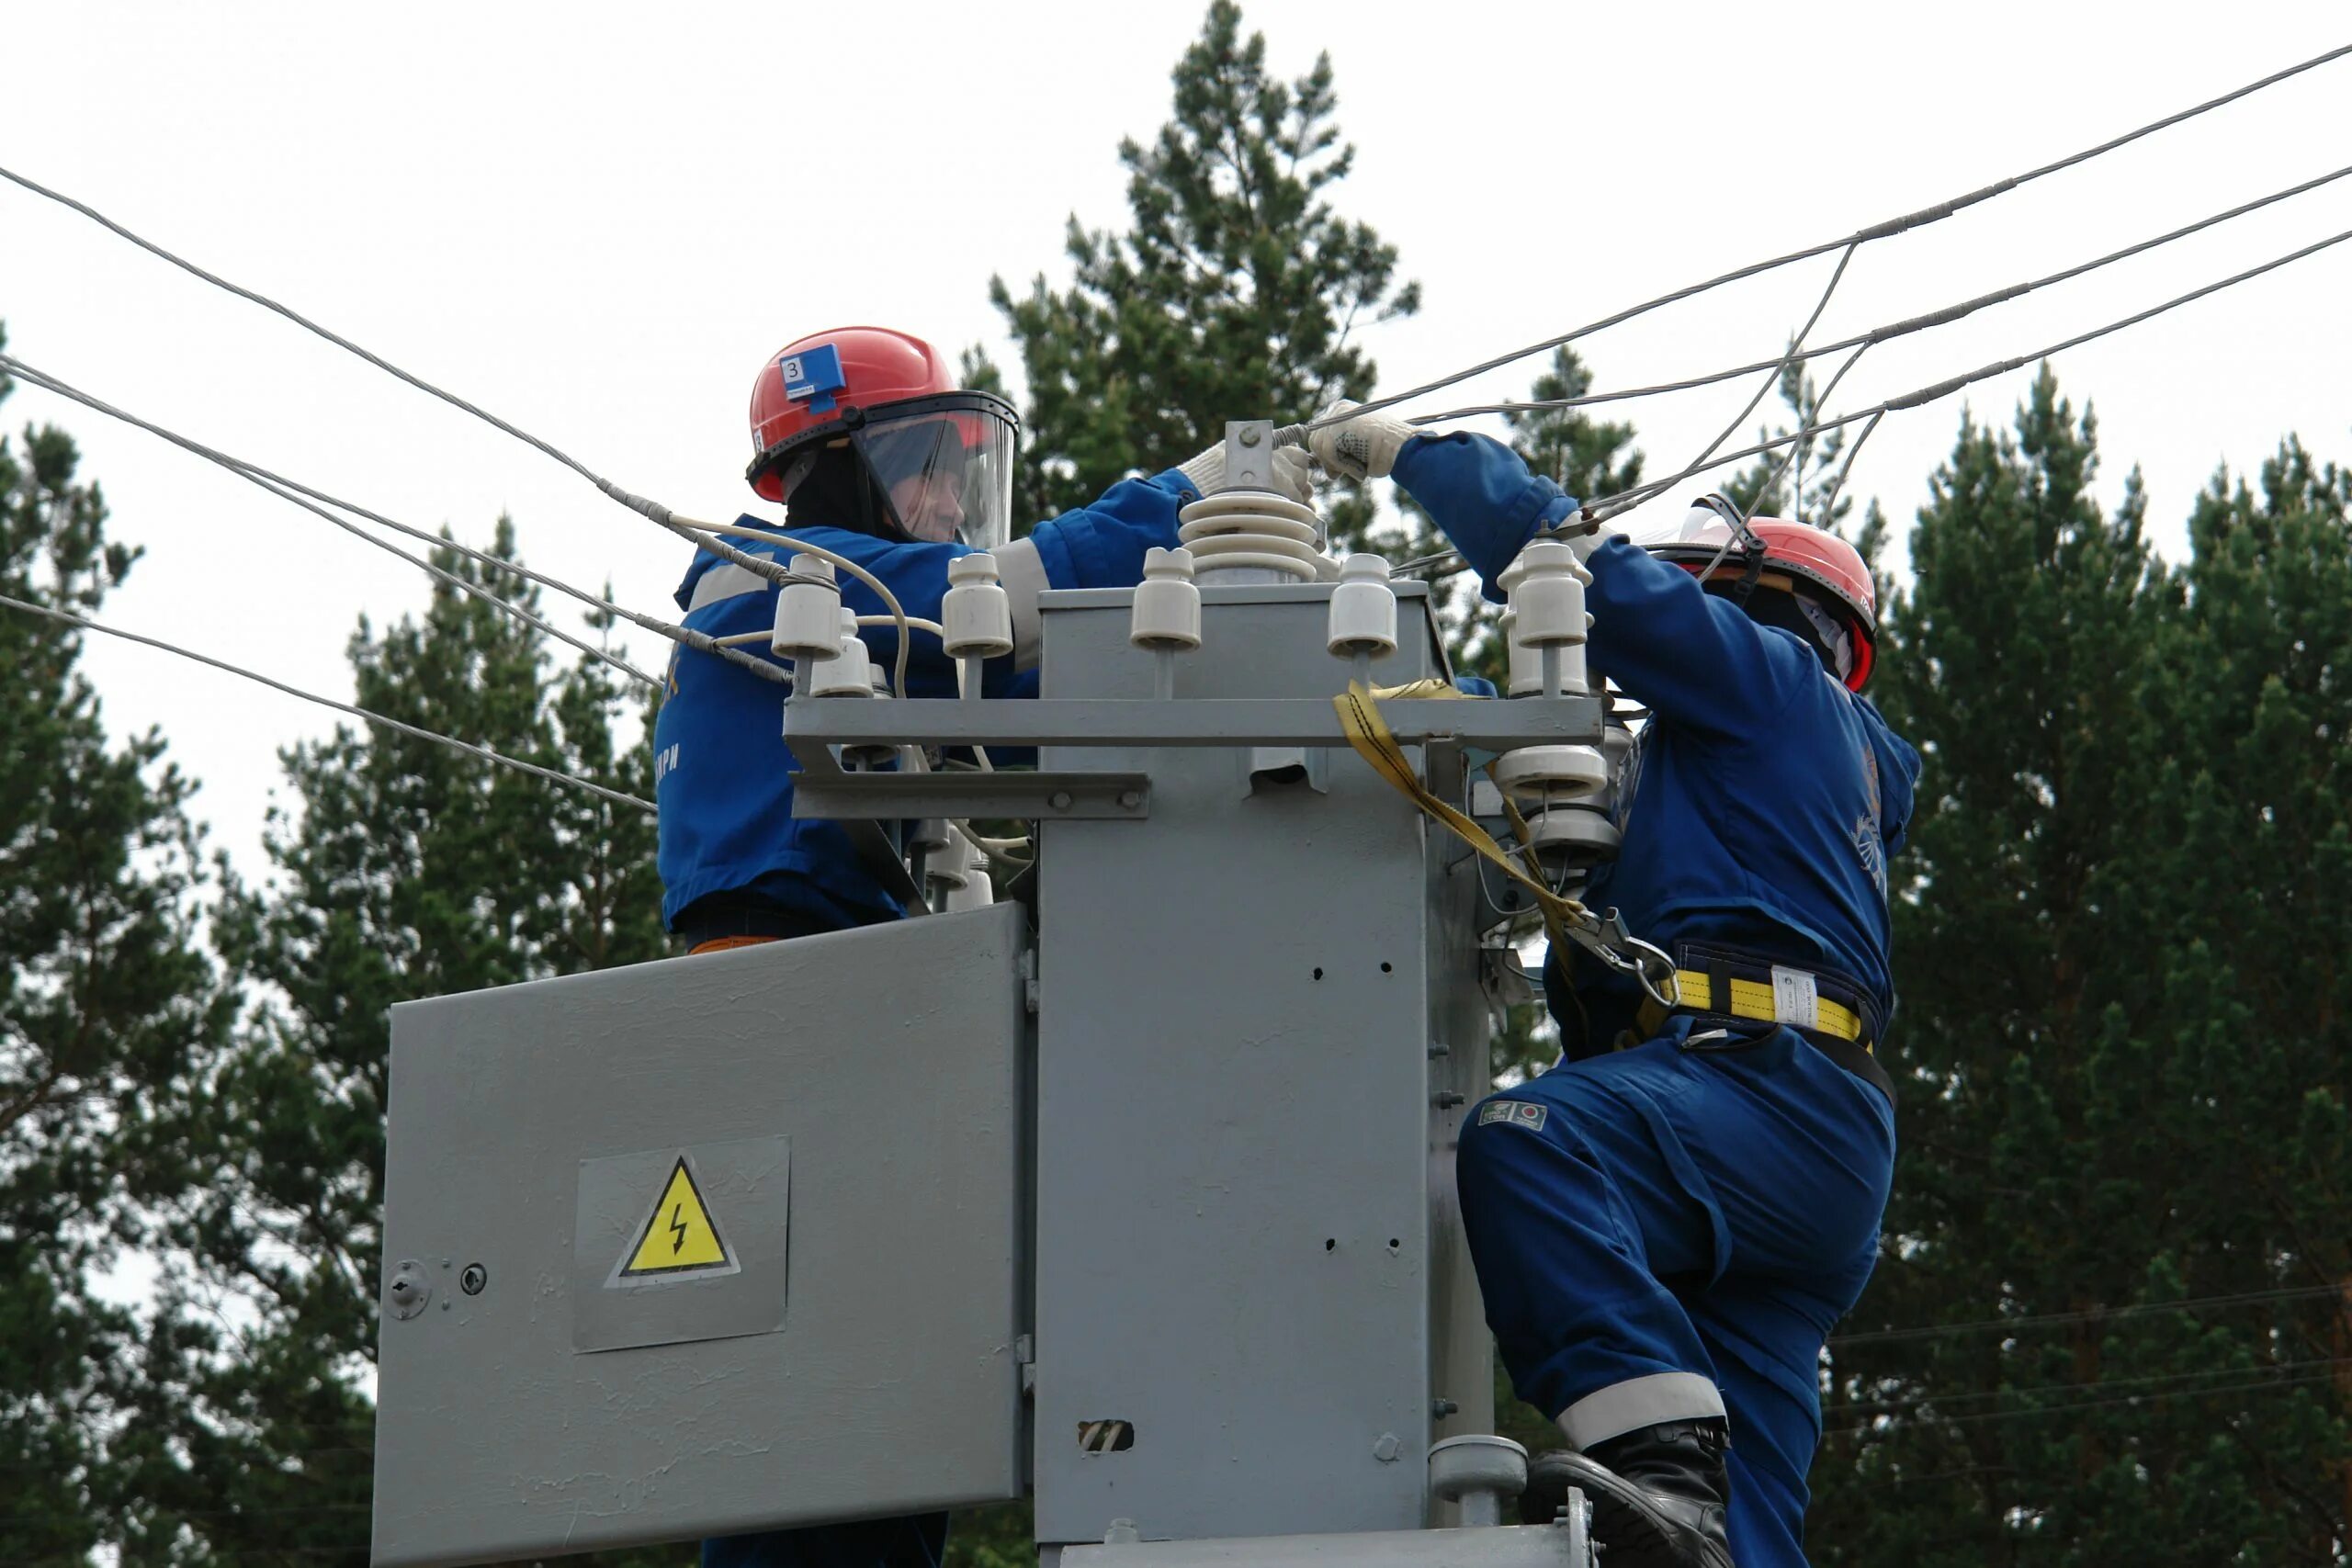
[1020,950,1040,1016]
[1017,1332,1036,1396]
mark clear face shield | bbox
[850,392,1020,551]
[1614,493,1745,556]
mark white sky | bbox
[4,1,2347,885]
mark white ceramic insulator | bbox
[1327,553,1397,657]
[1524,802,1622,863]
[943,552,1014,660]
[1494,744,1611,804]
[1176,490,1329,585]
[809,609,875,697]
[944,866,994,914]
[772,553,843,662]
[1507,634,1591,697]
[1509,540,1591,649]
[1131,547,1204,651]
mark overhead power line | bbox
[0,351,786,689]
[0,592,655,817]
[0,160,923,695]
[0,353,660,692]
[1416,158,2352,425]
[1833,1366,2344,1432]
[1828,1281,2346,1348]
[1582,223,2352,521]
[1823,1353,2352,1419]
[1314,40,2352,427]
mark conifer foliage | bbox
[983,0,1419,524]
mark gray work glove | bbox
[1308,400,1422,483]
[1178,440,1314,504]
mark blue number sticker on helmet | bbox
[778,343,847,413]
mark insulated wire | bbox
[1828,1281,2347,1348]
[1823,1353,2352,1418]
[1416,158,2352,424]
[1309,41,2352,428]
[1833,1366,2344,1431]
[0,352,786,688]
[1680,243,1857,509]
[0,592,656,817]
[0,166,916,692]
[649,515,920,699]
[0,354,662,690]
[1582,224,2352,522]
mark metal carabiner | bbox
[1622,935,1681,1010]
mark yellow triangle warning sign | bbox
[616,1156,736,1280]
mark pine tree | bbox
[105,525,673,1564]
[0,328,226,1567]
[1807,369,2350,1564]
[981,0,1419,529]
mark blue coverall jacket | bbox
[653,468,1199,932]
[1396,432,1921,1568]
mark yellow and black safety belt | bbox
[1634,941,1895,1103]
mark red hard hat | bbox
[747,326,956,502]
[1633,501,1877,691]
[744,326,1021,550]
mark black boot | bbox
[1519,1420,1734,1568]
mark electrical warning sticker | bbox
[607,1155,741,1286]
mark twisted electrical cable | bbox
[1582,223,2352,522]
[1308,41,2352,427]
[0,164,923,694]
[0,354,662,690]
[0,592,656,816]
[1416,158,2352,425]
[0,351,785,688]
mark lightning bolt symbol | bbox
[669,1202,688,1255]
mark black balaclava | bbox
[1709,580,1837,678]
[783,443,904,541]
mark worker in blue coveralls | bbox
[661,325,1311,1568]
[1314,404,1917,1568]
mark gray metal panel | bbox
[1421,744,1499,1516]
[373,904,1030,1567]
[1034,586,1468,1545]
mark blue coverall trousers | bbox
[1456,1017,1894,1568]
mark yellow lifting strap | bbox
[1330,681,1679,1009]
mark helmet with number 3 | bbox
[745,326,1019,551]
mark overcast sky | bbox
[4,1,2347,885]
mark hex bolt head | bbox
[1048,791,1074,811]
[1118,789,1143,810]
[1239,424,1263,446]
[1433,1089,1467,1110]
[459,1263,488,1296]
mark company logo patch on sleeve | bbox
[1478,1100,1548,1133]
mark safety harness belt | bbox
[1634,941,1895,1105]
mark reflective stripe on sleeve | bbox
[1557,1371,1728,1450]
[996,537,1049,671]
[687,563,773,615]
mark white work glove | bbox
[1177,440,1314,505]
[1553,510,1624,565]
[1308,400,1422,483]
